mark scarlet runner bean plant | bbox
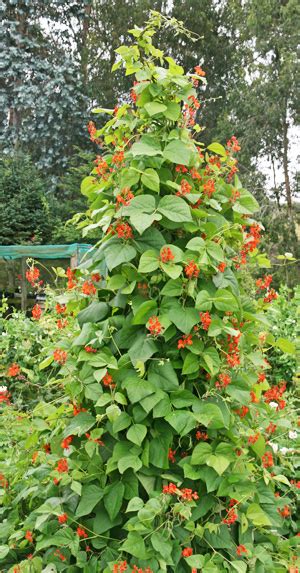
[1,12,299,573]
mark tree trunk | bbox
[282,110,292,213]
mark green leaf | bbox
[165,410,197,436]
[127,424,147,446]
[163,102,181,121]
[213,289,239,312]
[113,412,132,433]
[201,347,220,375]
[275,337,296,354]
[148,361,179,391]
[132,300,157,324]
[207,142,227,156]
[151,531,173,563]
[196,290,213,311]
[64,412,95,437]
[186,555,205,568]
[128,335,158,365]
[121,532,149,559]
[141,168,160,192]
[158,195,192,222]
[118,454,142,475]
[103,482,125,521]
[144,101,167,116]
[182,353,199,375]
[77,302,109,326]
[186,237,205,251]
[163,139,192,165]
[161,262,182,279]
[161,278,183,296]
[206,454,230,476]
[0,545,9,559]
[231,562,247,573]
[39,355,54,370]
[105,243,136,271]
[191,443,213,465]
[131,135,162,157]
[232,189,259,214]
[138,249,159,273]
[169,304,199,333]
[123,377,156,403]
[76,484,104,517]
[246,503,271,526]
[193,403,227,429]
[206,242,224,262]
[126,497,144,512]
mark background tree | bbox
[0,155,53,245]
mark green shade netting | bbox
[0,244,92,261]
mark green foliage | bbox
[0,155,53,245]
[0,14,299,573]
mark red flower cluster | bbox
[94,156,109,178]
[102,373,116,388]
[177,179,192,196]
[266,422,277,434]
[235,405,249,418]
[218,262,226,273]
[58,513,68,524]
[194,65,206,76]
[264,382,286,410]
[0,388,11,405]
[61,435,73,450]
[182,547,193,557]
[163,483,198,501]
[147,316,163,336]
[73,403,87,416]
[57,319,68,329]
[7,363,20,377]
[262,451,274,468]
[223,507,238,525]
[227,136,241,153]
[116,187,134,206]
[248,432,260,444]
[178,334,193,349]
[66,267,77,290]
[113,562,128,573]
[185,260,199,279]
[54,549,66,561]
[56,458,68,473]
[84,345,97,353]
[56,303,66,315]
[112,150,125,165]
[263,288,278,303]
[190,167,201,180]
[160,247,174,263]
[203,179,215,197]
[53,349,67,365]
[225,332,241,368]
[175,165,188,173]
[236,544,247,556]
[256,274,273,290]
[168,448,176,463]
[116,222,133,240]
[82,280,97,296]
[31,303,42,320]
[215,372,231,389]
[199,311,211,330]
[87,121,97,142]
[196,430,208,441]
[278,505,290,518]
[77,526,88,538]
[25,530,33,543]
[26,266,42,288]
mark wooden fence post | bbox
[20,257,27,311]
